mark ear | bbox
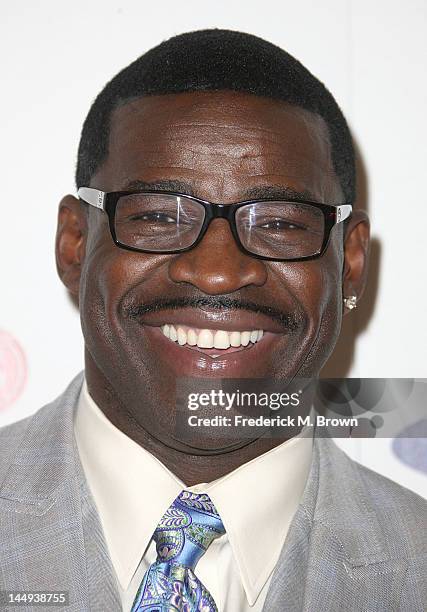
[55,195,87,299]
[342,210,370,314]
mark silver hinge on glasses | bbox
[77,187,105,210]
[96,191,105,208]
[336,204,352,224]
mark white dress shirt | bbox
[74,380,313,611]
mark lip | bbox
[136,307,286,334]
[138,318,285,378]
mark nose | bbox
[168,219,268,294]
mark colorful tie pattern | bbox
[131,490,225,612]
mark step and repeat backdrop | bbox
[1,0,426,498]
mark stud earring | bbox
[343,295,358,310]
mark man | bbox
[0,29,425,612]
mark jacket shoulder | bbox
[0,413,34,481]
[337,444,427,556]
[0,372,84,487]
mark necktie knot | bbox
[131,490,225,611]
[153,491,225,570]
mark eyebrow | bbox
[122,179,316,202]
[244,185,316,201]
[123,179,195,194]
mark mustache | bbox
[124,295,305,331]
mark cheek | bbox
[78,217,132,355]
[79,221,169,354]
[272,236,344,372]
[304,237,344,366]
[296,226,343,306]
[315,235,344,334]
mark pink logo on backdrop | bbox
[0,330,27,411]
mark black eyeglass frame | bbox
[77,187,352,262]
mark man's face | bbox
[59,91,362,453]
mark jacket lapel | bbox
[263,438,408,611]
[0,372,121,612]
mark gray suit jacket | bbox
[0,372,426,611]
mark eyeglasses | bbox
[77,187,352,262]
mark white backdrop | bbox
[1,1,426,497]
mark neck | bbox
[84,356,294,485]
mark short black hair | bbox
[76,29,355,202]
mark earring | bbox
[343,295,358,310]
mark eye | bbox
[257,219,306,231]
[129,212,177,223]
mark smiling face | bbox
[56,90,369,481]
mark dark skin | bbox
[56,91,369,485]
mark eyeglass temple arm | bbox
[77,187,106,210]
[336,204,352,224]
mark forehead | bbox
[96,91,341,202]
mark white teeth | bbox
[187,328,197,346]
[213,330,230,349]
[160,325,265,350]
[177,327,187,346]
[241,331,251,346]
[229,331,241,347]
[197,329,214,348]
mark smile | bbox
[161,324,264,350]
[130,306,288,376]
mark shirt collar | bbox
[74,379,313,605]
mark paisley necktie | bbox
[131,490,225,612]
